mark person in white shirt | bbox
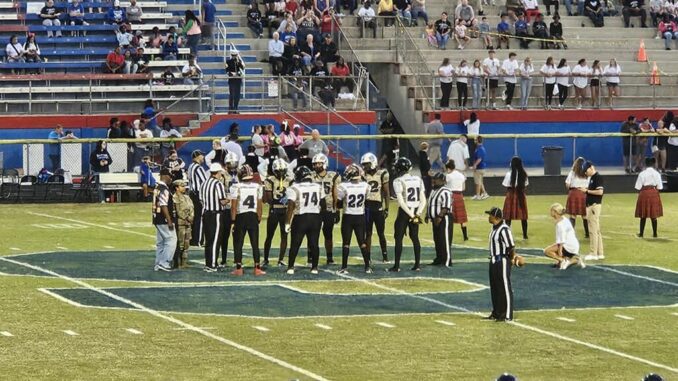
[358,1,377,38]
[555,58,571,109]
[564,157,590,238]
[634,157,664,238]
[518,57,534,110]
[544,203,584,270]
[221,135,245,165]
[336,164,372,273]
[6,35,25,63]
[438,58,454,109]
[251,125,266,157]
[446,134,470,171]
[456,60,470,109]
[571,58,590,110]
[470,59,484,109]
[181,55,203,85]
[133,120,154,166]
[454,18,471,50]
[540,56,557,110]
[603,58,622,109]
[500,52,519,109]
[445,159,469,241]
[268,32,285,75]
[482,50,501,109]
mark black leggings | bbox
[264,210,288,262]
[456,82,468,108]
[233,212,260,265]
[341,214,370,269]
[366,203,388,258]
[440,81,453,108]
[219,211,233,264]
[288,214,322,269]
[545,83,555,105]
[393,208,421,269]
[557,83,569,105]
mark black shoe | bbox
[584,235,590,239]
[410,266,421,272]
[387,266,400,272]
[495,318,512,322]
[262,260,269,266]
[484,314,497,320]
[326,258,335,265]
[430,260,442,266]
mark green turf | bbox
[0,194,676,380]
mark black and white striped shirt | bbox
[199,176,227,212]
[427,186,453,219]
[188,162,208,193]
[488,222,515,264]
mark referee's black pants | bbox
[432,215,453,266]
[233,212,261,265]
[365,202,388,260]
[393,208,421,270]
[264,209,288,262]
[189,191,203,246]
[489,256,513,320]
[288,214,322,269]
[341,214,370,269]
[202,211,223,268]
[219,210,233,265]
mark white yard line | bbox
[0,331,14,337]
[375,322,395,328]
[314,324,332,330]
[253,326,270,332]
[56,246,69,250]
[556,317,576,323]
[0,256,330,381]
[593,265,678,287]
[9,247,21,251]
[103,245,116,249]
[671,312,678,317]
[614,314,634,321]
[63,330,79,336]
[126,328,143,335]
[435,320,456,326]
[27,212,156,239]
[174,327,216,331]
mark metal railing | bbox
[393,16,437,111]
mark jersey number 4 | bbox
[347,194,365,208]
[406,187,420,202]
[302,192,319,207]
[243,195,255,208]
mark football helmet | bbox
[225,152,239,171]
[344,163,362,180]
[360,152,378,174]
[643,374,664,381]
[272,158,288,178]
[312,153,328,173]
[294,165,313,183]
[496,374,517,381]
[237,164,253,181]
[393,157,412,176]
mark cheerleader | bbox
[445,160,469,241]
[565,157,589,238]
[635,157,664,238]
[502,156,529,240]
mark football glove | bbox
[284,223,291,233]
[334,212,340,224]
[382,209,389,218]
[409,216,423,225]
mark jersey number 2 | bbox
[347,194,365,208]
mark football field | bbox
[1,194,676,380]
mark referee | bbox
[199,163,229,272]
[188,149,207,246]
[427,173,453,267]
[486,206,515,322]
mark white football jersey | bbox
[312,171,340,212]
[286,182,325,215]
[229,182,263,214]
[337,181,370,216]
[393,174,425,209]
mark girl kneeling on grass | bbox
[544,203,586,270]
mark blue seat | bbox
[17,36,117,45]
[0,61,102,70]
[0,48,110,58]
[29,25,118,32]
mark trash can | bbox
[542,146,564,176]
[666,171,678,192]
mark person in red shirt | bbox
[103,46,127,73]
[286,0,299,17]
[320,8,341,35]
[330,56,353,93]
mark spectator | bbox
[532,12,549,49]
[116,24,134,50]
[454,18,471,49]
[464,113,481,166]
[482,49,500,109]
[331,56,353,93]
[649,0,661,27]
[476,17,491,49]
[501,52,519,109]
[252,125,266,157]
[300,33,319,66]
[456,59,470,108]
[284,36,303,73]
[149,26,163,48]
[637,117,654,167]
[472,136,489,200]
[435,12,452,49]
[378,111,400,169]
[202,0,217,48]
[425,113,445,169]
[269,32,285,75]
[590,59,602,108]
[446,134,470,171]
[161,67,175,85]
[540,56,556,110]
[549,14,567,49]
[182,55,203,85]
[506,0,525,19]
[515,13,530,48]
[412,0,429,25]
[289,59,308,109]
[438,58,454,109]
[585,0,605,27]
[131,47,150,73]
[621,115,640,173]
[107,117,122,139]
[300,129,330,158]
[6,35,25,65]
[142,99,159,134]
[320,9,341,38]
[182,10,202,56]
[23,34,41,64]
[281,23,296,44]
[315,0,332,15]
[221,123,245,163]
[40,0,63,39]
[659,15,678,50]
[160,118,183,159]
[455,0,476,27]
[227,49,245,113]
[623,0,648,27]
[522,0,540,21]
[205,139,226,167]
[470,59,484,109]
[319,33,338,63]
[544,0,559,15]
[297,9,320,42]
[127,0,143,24]
[555,58,571,109]
[139,155,156,200]
[107,0,127,25]
[496,14,511,49]
[47,125,64,171]
[518,56,534,110]
[167,26,183,48]
[68,0,88,36]
[378,0,397,26]
[655,111,671,172]
[395,0,413,26]
[162,150,186,182]
[603,58,621,108]
[247,2,265,38]
[310,58,330,94]
[358,1,377,38]
[287,0,300,16]
[103,46,125,73]
[280,121,297,159]
[90,140,113,174]
[163,35,179,60]
[419,142,432,196]
[277,12,298,37]
[134,119,154,165]
[572,58,590,109]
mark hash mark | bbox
[435,320,456,326]
[314,324,332,330]
[253,326,270,332]
[556,317,576,323]
[126,328,143,335]
[9,247,21,251]
[63,330,79,336]
[0,331,13,337]
[375,322,395,328]
[614,314,634,321]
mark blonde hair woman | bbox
[543,203,585,270]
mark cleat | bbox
[326,259,335,265]
[231,268,244,276]
[254,267,266,276]
[410,266,421,272]
[387,266,400,273]
[484,314,497,320]
[337,268,348,274]
[577,256,586,269]
[203,266,217,273]
[277,261,287,267]
[154,265,172,272]
[310,268,319,275]
[286,268,295,275]
[365,267,373,274]
[262,260,269,266]
[559,259,571,270]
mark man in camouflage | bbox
[173,179,194,268]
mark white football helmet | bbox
[225,152,239,171]
[360,152,378,174]
[272,158,288,177]
[312,153,328,173]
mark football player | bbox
[230,164,265,276]
[285,166,325,275]
[311,153,341,265]
[263,158,292,267]
[219,152,240,266]
[389,157,427,272]
[361,152,390,263]
[337,164,372,274]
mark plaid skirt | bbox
[452,192,468,224]
[565,188,587,216]
[503,188,528,220]
[635,186,663,219]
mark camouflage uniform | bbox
[173,191,194,268]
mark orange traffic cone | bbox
[637,40,647,62]
[650,62,661,85]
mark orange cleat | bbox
[231,267,244,276]
[254,266,266,276]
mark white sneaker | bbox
[576,104,582,110]
[286,268,295,275]
[310,268,319,275]
[506,104,513,110]
[577,256,586,269]
[491,102,497,110]
[559,259,571,270]
[337,268,348,274]
[584,254,599,261]
[471,195,479,200]
[597,255,605,260]
[481,193,490,200]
